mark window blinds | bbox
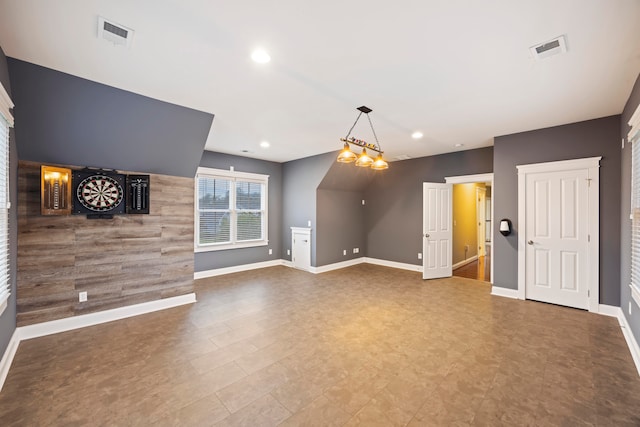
[0,114,9,311]
[235,181,263,242]
[196,171,267,249]
[630,104,640,299]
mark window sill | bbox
[195,240,268,253]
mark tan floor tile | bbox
[156,393,230,426]
[189,341,258,374]
[279,395,351,427]
[234,341,298,374]
[215,362,292,413]
[214,393,290,427]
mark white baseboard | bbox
[0,293,197,392]
[605,306,640,376]
[364,257,423,272]
[310,258,365,274]
[0,329,20,392]
[490,286,519,299]
[20,293,197,340]
[453,255,478,270]
[194,260,284,279]
[598,304,621,318]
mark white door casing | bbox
[517,157,600,312]
[445,173,494,284]
[291,227,311,271]
[477,187,487,257]
[423,182,453,279]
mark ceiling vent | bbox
[530,35,567,60]
[98,16,134,48]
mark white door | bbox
[292,228,311,271]
[476,187,486,257]
[525,169,589,309]
[423,183,452,279]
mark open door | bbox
[423,182,453,279]
[476,187,486,257]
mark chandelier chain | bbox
[344,111,363,139]
[366,114,381,152]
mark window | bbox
[0,83,12,316]
[195,167,268,251]
[630,103,640,307]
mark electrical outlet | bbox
[268,249,272,255]
[287,249,290,256]
[353,248,359,254]
[362,199,365,205]
[343,249,347,256]
[307,220,311,227]
[79,291,87,302]
[418,253,422,260]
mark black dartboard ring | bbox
[73,172,126,215]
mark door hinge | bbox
[588,290,590,297]
[588,234,590,242]
[587,178,592,187]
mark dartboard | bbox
[76,175,124,212]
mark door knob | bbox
[527,240,534,245]
[425,233,430,238]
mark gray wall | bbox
[8,59,213,178]
[316,189,366,266]
[365,147,493,265]
[621,73,640,345]
[282,151,336,266]
[315,162,375,266]
[0,45,17,359]
[494,116,621,306]
[195,151,283,271]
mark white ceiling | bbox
[0,0,639,163]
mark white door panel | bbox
[291,228,311,271]
[423,183,452,279]
[525,169,589,309]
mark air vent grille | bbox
[103,21,128,39]
[98,16,134,48]
[530,35,567,60]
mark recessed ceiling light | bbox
[411,131,423,139]
[251,48,271,64]
[455,143,464,148]
[260,141,270,148]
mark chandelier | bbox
[337,106,389,170]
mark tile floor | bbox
[1,264,639,426]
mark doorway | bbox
[517,157,600,312]
[445,173,494,284]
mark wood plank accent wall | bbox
[17,161,195,326]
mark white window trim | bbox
[0,82,13,127]
[194,167,269,252]
[629,103,640,308]
[0,82,12,317]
